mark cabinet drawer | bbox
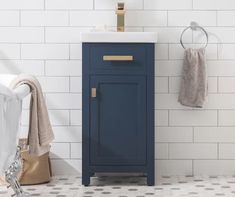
[87,43,149,73]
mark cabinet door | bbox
[90,76,147,166]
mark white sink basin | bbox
[80,32,157,43]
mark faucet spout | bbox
[116,2,125,32]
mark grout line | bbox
[0,57,178,60]
[192,159,194,176]
[33,108,235,111]
[19,10,21,26]
[1,8,235,11]
[44,26,46,43]
[168,110,170,126]
[1,8,235,12]
[0,41,235,45]
[19,43,22,59]
[50,158,235,161]
[49,141,235,145]
[167,143,170,159]
[69,109,71,126]
[167,43,170,60]
[69,76,71,92]
[68,43,71,60]
[69,142,71,159]
[44,60,46,76]
[192,28,194,43]
[68,11,70,26]
[4,25,235,28]
[167,76,170,93]
[192,127,195,143]
[3,41,235,45]
[166,10,169,26]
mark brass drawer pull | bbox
[91,88,97,98]
[103,55,133,61]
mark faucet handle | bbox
[117,2,125,10]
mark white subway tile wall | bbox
[1,0,235,176]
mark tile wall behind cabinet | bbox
[2,0,235,177]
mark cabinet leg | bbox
[82,174,90,186]
[147,173,155,186]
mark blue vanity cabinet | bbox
[82,43,155,186]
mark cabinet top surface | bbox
[80,32,157,43]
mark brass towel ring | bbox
[180,21,208,49]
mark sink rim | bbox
[80,32,158,43]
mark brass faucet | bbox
[116,2,125,32]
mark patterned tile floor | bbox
[2,175,235,196]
